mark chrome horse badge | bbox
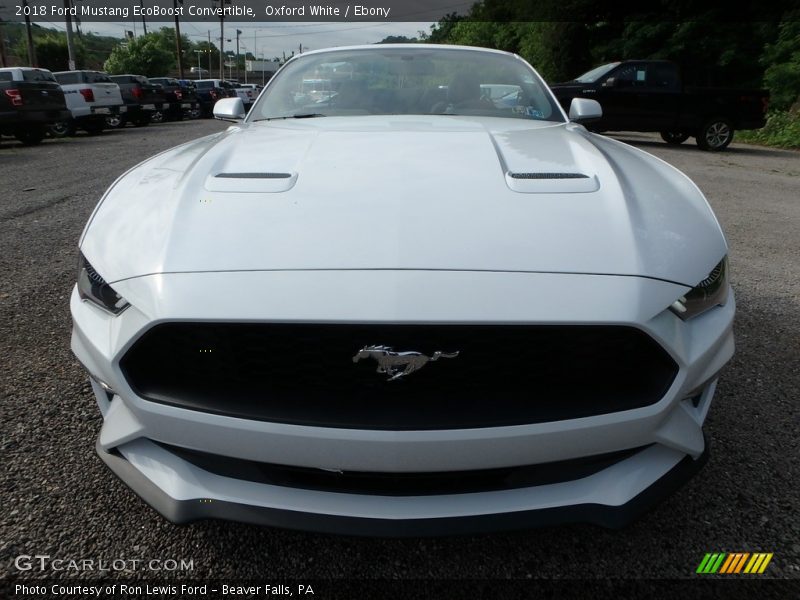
[352,345,460,381]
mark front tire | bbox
[660,131,690,145]
[696,118,734,151]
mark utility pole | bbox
[139,0,147,34]
[218,17,224,79]
[207,30,212,72]
[22,0,37,66]
[0,22,7,68]
[63,0,76,70]
[194,50,202,78]
[235,29,241,82]
[173,0,183,78]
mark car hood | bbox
[81,116,726,287]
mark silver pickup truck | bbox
[52,70,126,136]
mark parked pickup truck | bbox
[0,67,70,145]
[52,70,126,136]
[550,60,769,151]
[194,79,227,117]
[224,80,256,107]
[108,74,164,127]
[148,77,199,121]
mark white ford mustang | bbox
[71,45,734,534]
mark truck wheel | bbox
[105,114,126,129]
[660,131,690,145]
[49,120,75,138]
[14,127,46,146]
[150,110,164,123]
[696,118,734,151]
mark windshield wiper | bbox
[252,113,327,122]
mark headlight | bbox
[77,253,130,315]
[669,257,729,320]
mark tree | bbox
[377,35,418,44]
[148,27,195,74]
[761,15,800,111]
[104,34,173,76]
[16,33,86,71]
[422,12,465,43]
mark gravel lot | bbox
[1,123,798,593]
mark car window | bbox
[611,64,648,88]
[23,69,57,82]
[574,63,620,83]
[0,72,12,82]
[251,48,563,122]
[196,81,213,89]
[55,72,80,85]
[87,72,112,84]
[648,64,679,90]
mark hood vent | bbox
[215,172,292,179]
[505,171,599,194]
[509,172,589,180]
[204,171,298,193]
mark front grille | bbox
[159,442,648,496]
[121,324,678,430]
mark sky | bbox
[42,20,435,61]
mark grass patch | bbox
[737,110,800,149]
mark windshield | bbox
[250,47,564,122]
[574,63,620,83]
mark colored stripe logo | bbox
[696,553,773,574]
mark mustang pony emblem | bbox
[352,345,460,381]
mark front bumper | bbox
[71,270,734,534]
[97,435,709,535]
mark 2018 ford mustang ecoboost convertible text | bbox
[71,45,734,535]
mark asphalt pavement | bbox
[1,122,798,593]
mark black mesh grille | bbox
[159,442,648,496]
[121,323,678,430]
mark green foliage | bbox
[148,27,195,74]
[15,33,86,71]
[422,13,465,44]
[737,111,800,149]
[377,36,419,44]
[3,22,116,70]
[104,34,173,77]
[517,23,591,83]
[761,16,800,111]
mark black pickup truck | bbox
[149,77,200,122]
[108,74,164,127]
[550,60,769,151]
[0,67,70,145]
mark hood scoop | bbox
[204,171,298,193]
[505,171,599,193]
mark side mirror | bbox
[213,97,246,122]
[568,98,602,123]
